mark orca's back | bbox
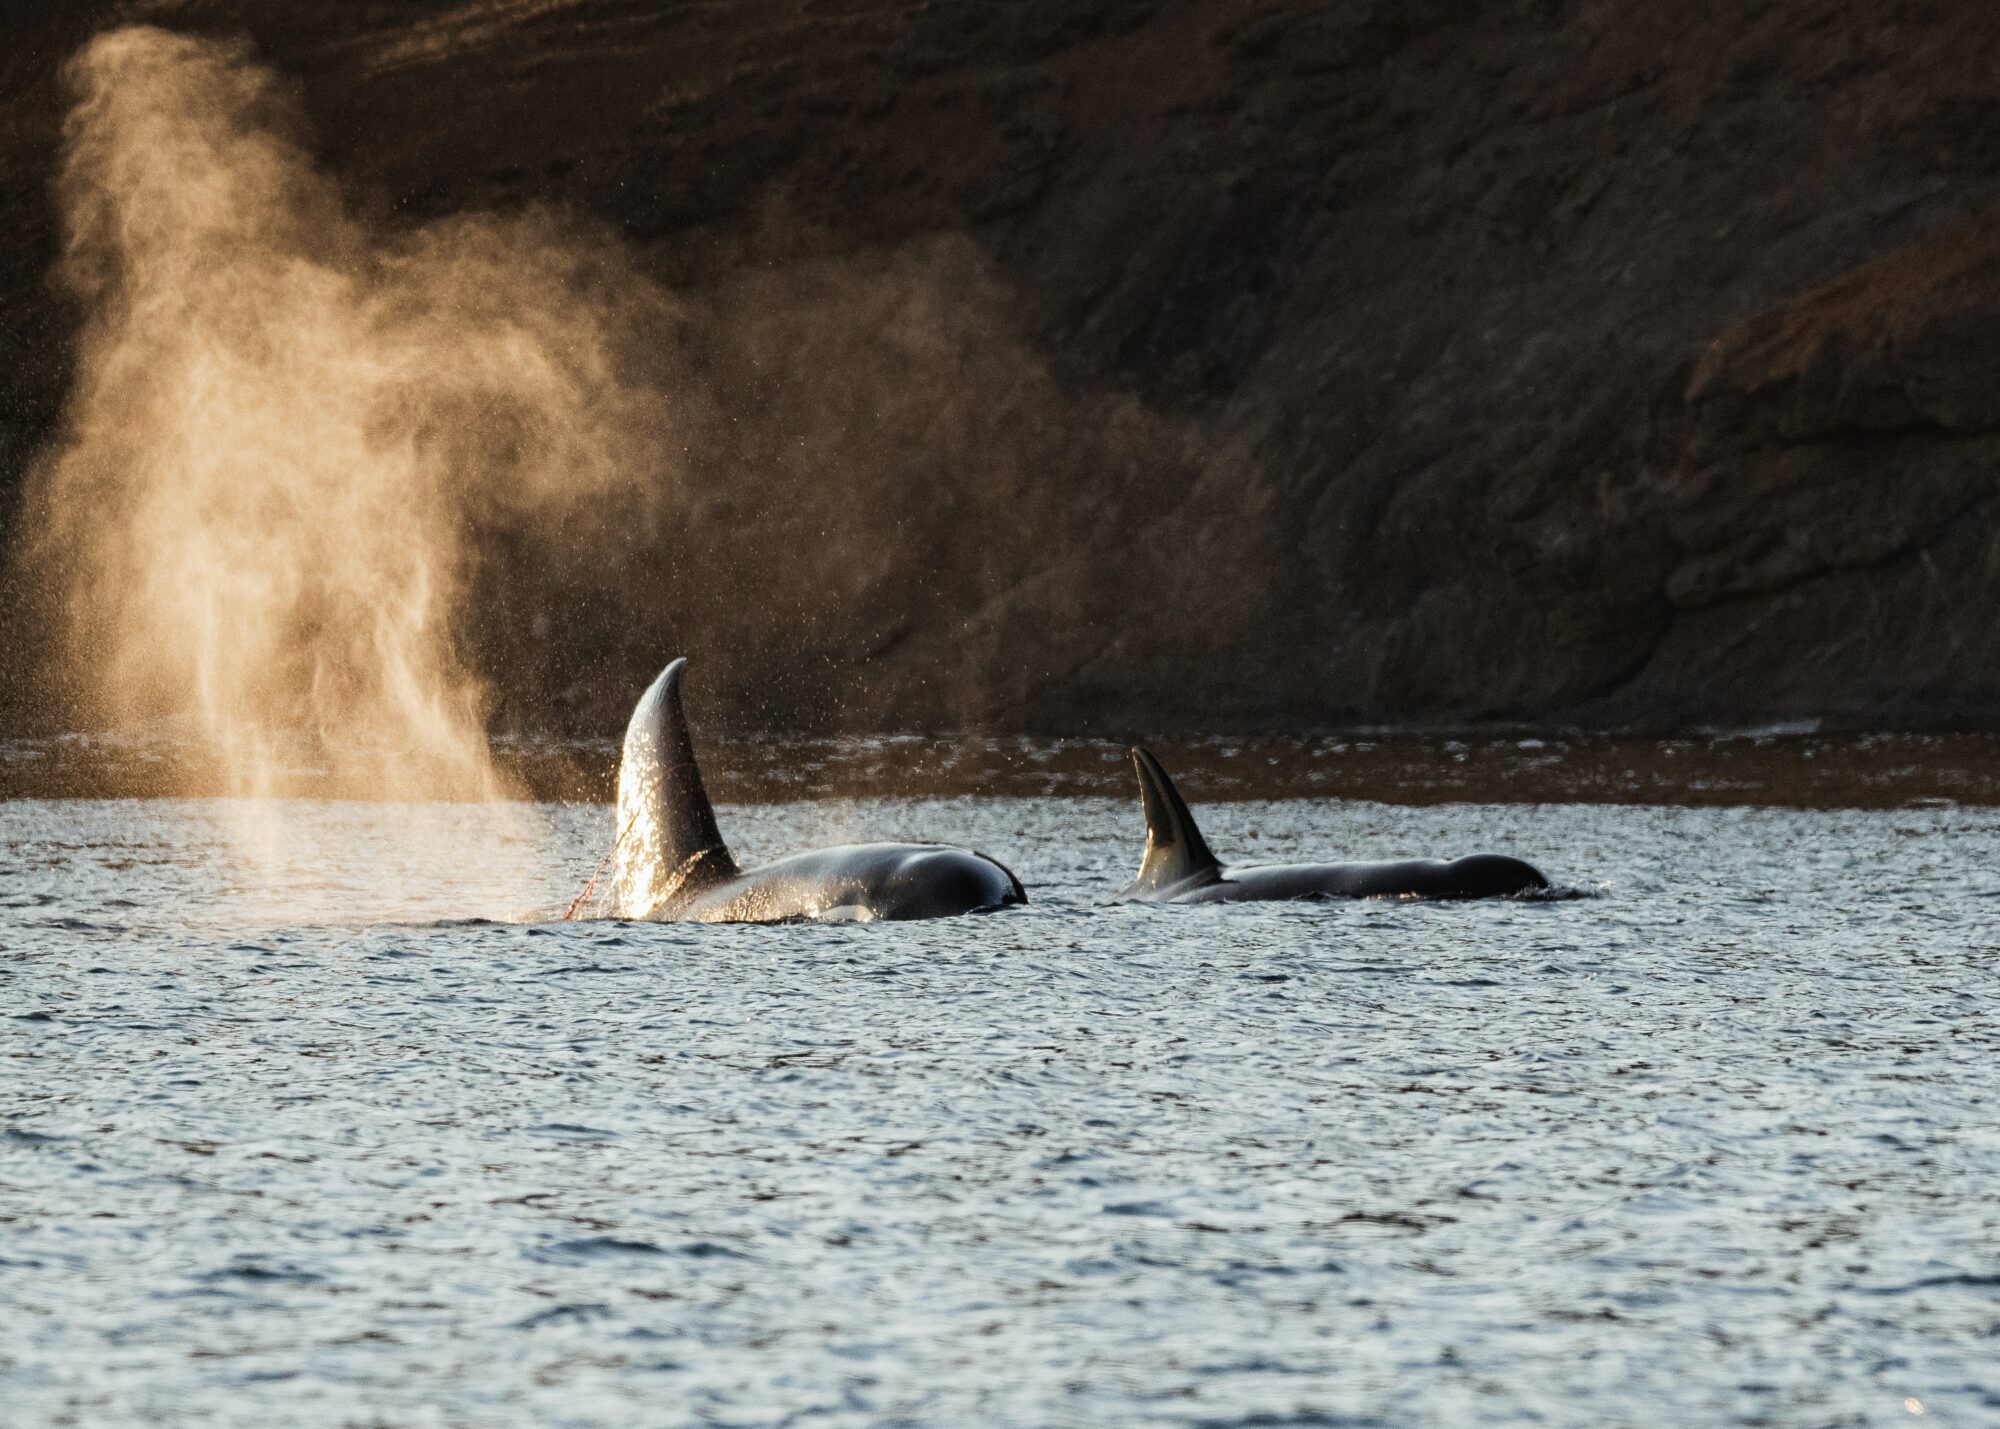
[1200,854,1548,902]
[680,843,1025,924]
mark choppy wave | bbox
[4,791,1999,1425]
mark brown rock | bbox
[5,1,2000,734]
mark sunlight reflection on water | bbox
[4,789,1999,1425]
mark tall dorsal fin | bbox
[612,658,739,917]
[1127,746,1222,892]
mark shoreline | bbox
[9,731,2000,809]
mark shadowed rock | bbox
[7,2,2000,735]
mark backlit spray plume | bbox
[28,26,677,803]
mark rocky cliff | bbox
[6,0,2000,734]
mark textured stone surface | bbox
[7,0,2000,733]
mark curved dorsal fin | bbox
[1127,746,1221,892]
[613,658,739,917]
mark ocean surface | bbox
[5,772,2000,1426]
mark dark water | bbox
[4,784,2000,1426]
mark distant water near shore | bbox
[5,747,2000,1425]
[10,729,2000,806]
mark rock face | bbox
[6,0,2000,734]
[1645,215,2000,724]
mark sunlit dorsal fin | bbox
[1129,746,1221,891]
[613,658,739,916]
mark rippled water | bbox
[5,788,2000,1426]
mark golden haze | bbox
[27,25,679,805]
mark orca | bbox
[1116,746,1549,903]
[610,659,1025,922]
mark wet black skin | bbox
[1116,746,1549,903]
[611,659,1026,923]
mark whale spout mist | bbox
[25,26,680,801]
